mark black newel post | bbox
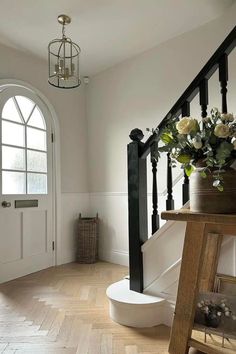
[151,141,159,234]
[127,128,148,293]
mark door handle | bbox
[2,201,11,208]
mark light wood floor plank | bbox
[0,261,181,353]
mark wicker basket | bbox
[77,213,99,263]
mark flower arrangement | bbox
[157,108,236,191]
[197,298,236,327]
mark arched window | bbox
[1,95,48,194]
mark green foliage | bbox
[161,132,174,144]
[176,154,191,163]
[184,164,194,177]
[199,170,207,178]
[147,108,236,191]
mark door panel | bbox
[0,87,54,284]
[24,210,48,256]
[0,212,22,263]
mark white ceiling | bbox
[0,0,234,76]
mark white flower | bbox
[217,312,222,316]
[214,123,230,138]
[221,113,234,122]
[193,138,202,149]
[176,117,199,135]
[233,140,236,150]
[197,303,202,308]
[225,311,230,317]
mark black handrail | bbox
[140,25,236,158]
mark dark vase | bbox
[204,311,221,328]
[190,167,236,214]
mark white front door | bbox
[0,87,54,283]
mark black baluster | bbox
[166,153,174,210]
[181,102,190,205]
[151,142,159,234]
[219,54,228,113]
[128,128,148,293]
[181,101,190,117]
[182,172,189,205]
[199,78,209,118]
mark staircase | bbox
[107,25,236,328]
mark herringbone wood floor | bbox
[0,262,201,354]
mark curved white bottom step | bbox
[106,279,165,328]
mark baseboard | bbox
[59,252,76,265]
[99,249,129,266]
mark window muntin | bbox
[1,96,48,195]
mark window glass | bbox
[1,95,48,194]
[2,171,26,194]
[27,127,46,151]
[15,96,35,122]
[27,173,47,194]
[27,150,47,173]
[2,120,25,147]
[2,146,25,171]
[2,97,22,123]
[28,107,46,129]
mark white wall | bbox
[86,4,236,266]
[1,5,236,268]
[0,43,90,264]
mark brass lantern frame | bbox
[48,15,81,89]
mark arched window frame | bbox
[0,87,51,195]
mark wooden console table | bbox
[161,209,236,354]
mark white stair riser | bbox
[144,234,236,299]
[144,262,181,298]
[143,221,185,289]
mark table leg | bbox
[168,221,207,354]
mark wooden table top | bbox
[161,209,236,225]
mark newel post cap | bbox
[129,128,144,142]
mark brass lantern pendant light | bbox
[48,15,81,89]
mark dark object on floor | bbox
[77,213,99,263]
